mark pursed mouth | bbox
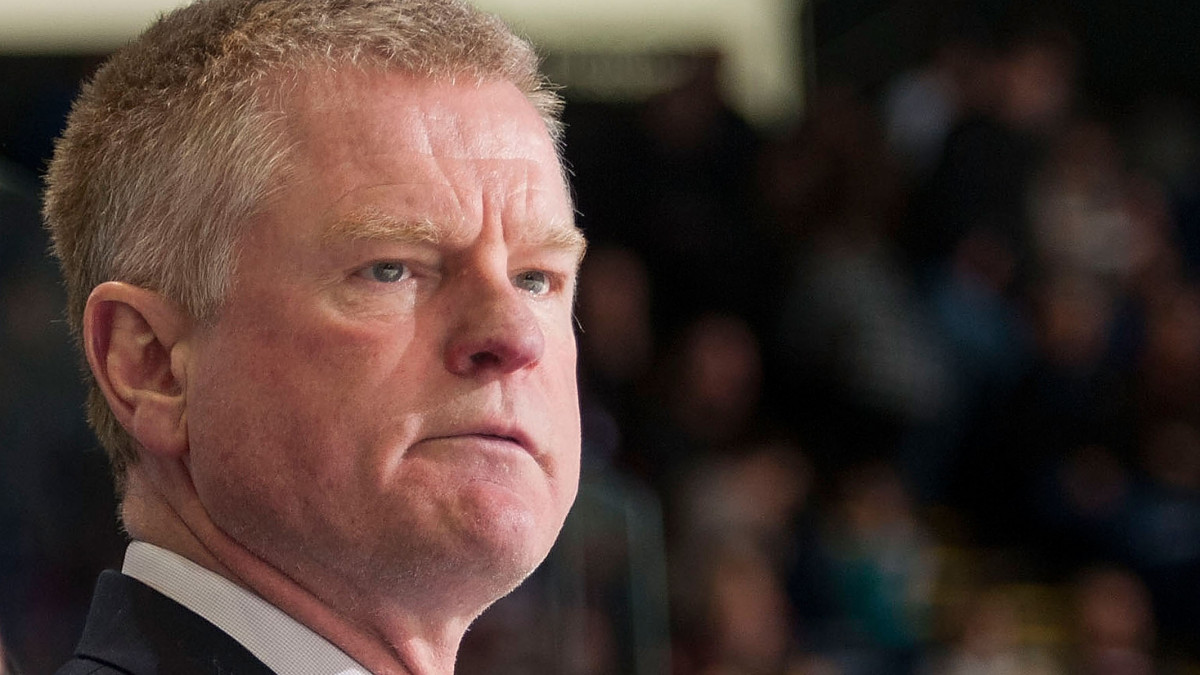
[426,430,529,451]
[413,429,552,475]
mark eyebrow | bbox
[324,207,588,265]
[526,219,589,266]
[322,208,443,246]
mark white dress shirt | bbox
[122,541,371,675]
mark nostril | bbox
[470,351,502,367]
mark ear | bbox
[83,281,192,459]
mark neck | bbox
[122,465,472,675]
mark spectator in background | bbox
[675,442,813,556]
[1070,568,1159,675]
[883,14,996,182]
[638,313,769,495]
[907,23,1078,289]
[824,461,938,675]
[694,542,797,675]
[667,445,811,674]
[1138,282,1200,425]
[769,87,956,488]
[1030,121,1146,283]
[628,52,779,334]
[575,245,656,470]
[1123,420,1200,655]
[925,587,1060,675]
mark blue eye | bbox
[514,270,551,295]
[366,261,408,283]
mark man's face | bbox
[183,72,583,606]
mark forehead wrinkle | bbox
[497,162,584,264]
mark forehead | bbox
[269,70,573,242]
[283,69,560,170]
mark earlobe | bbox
[83,282,191,459]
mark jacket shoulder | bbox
[55,657,130,675]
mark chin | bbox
[348,468,573,608]
[465,480,557,547]
[451,482,562,584]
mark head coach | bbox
[43,0,586,672]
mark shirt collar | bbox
[123,541,371,675]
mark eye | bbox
[360,261,409,283]
[513,270,551,295]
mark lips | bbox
[465,424,528,448]
[422,424,538,460]
[472,432,519,444]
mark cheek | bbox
[201,302,424,411]
[543,334,583,492]
[185,308,427,492]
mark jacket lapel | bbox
[73,570,276,675]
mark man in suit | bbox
[43,1,586,673]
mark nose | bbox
[444,276,545,377]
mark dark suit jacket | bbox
[56,570,275,674]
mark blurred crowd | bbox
[549,10,1200,675]
[4,5,1200,675]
